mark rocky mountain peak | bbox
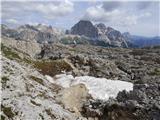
[106,27,114,32]
[70,20,98,38]
[96,23,106,29]
[18,24,39,32]
[78,20,93,25]
[68,20,129,47]
[34,24,53,33]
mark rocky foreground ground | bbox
[1,36,160,120]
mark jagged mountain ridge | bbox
[1,24,63,44]
[1,21,129,47]
[1,21,160,48]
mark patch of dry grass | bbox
[33,60,72,77]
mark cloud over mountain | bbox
[82,1,152,27]
[1,1,159,36]
[102,1,122,11]
[31,1,74,19]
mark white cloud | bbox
[32,1,74,19]
[102,1,122,11]
[82,3,151,27]
[136,1,153,10]
[2,1,74,20]
[83,5,122,22]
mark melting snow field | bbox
[48,74,133,101]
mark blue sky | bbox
[1,0,160,37]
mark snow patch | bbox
[53,74,133,101]
[45,75,54,83]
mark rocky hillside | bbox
[37,43,160,84]
[1,25,160,120]
[1,39,160,120]
[1,43,132,120]
[1,56,78,120]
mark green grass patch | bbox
[1,44,33,65]
[1,76,9,89]
[1,105,15,119]
[149,68,160,76]
[30,76,44,86]
[1,44,21,60]
[33,60,72,77]
[134,80,144,84]
[37,92,48,99]
[23,57,33,64]
[1,115,6,120]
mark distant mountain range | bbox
[123,32,160,48]
[1,20,160,48]
[1,24,63,44]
